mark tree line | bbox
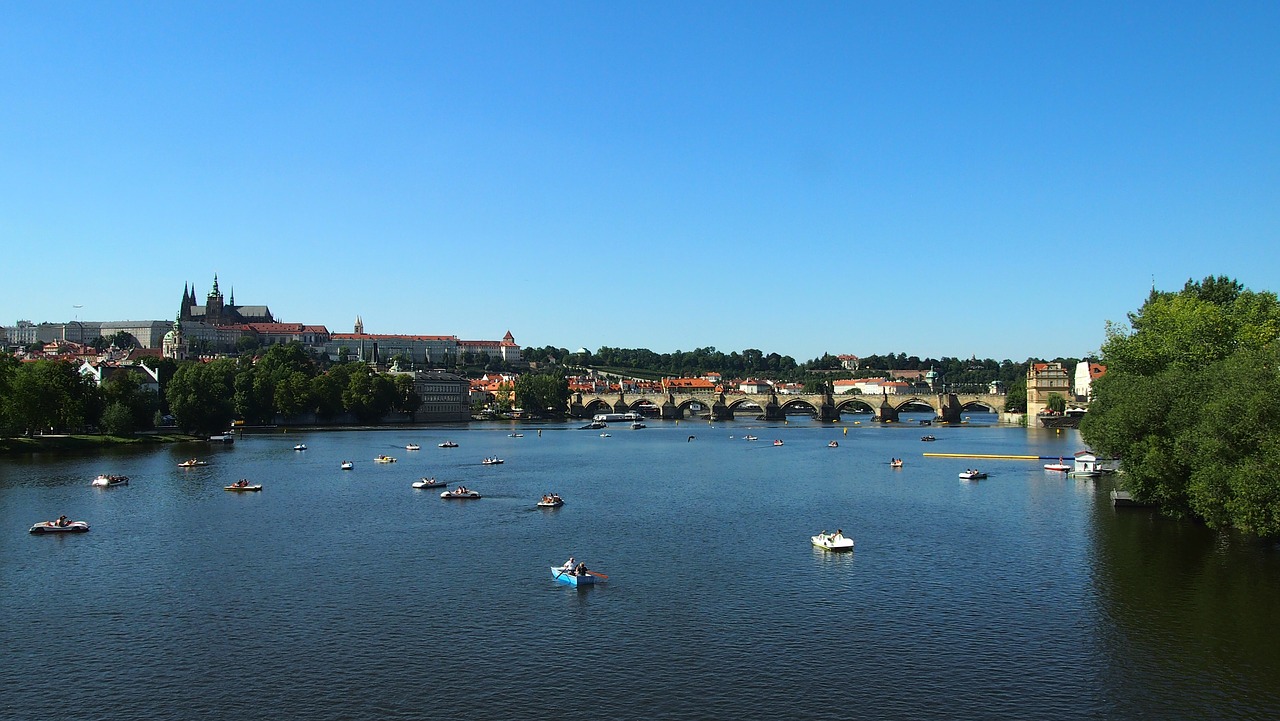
[1082,275,1280,538]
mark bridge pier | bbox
[762,394,785,421]
[569,393,587,419]
[875,393,900,423]
[661,395,680,420]
[937,393,963,424]
[710,393,733,421]
[612,394,630,415]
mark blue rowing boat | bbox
[550,566,598,586]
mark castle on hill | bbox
[179,274,274,326]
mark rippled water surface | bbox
[3,417,1279,720]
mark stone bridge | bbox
[569,390,1006,423]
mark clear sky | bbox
[4,2,1278,363]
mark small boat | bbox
[509,433,524,438]
[91,474,129,487]
[811,532,854,552]
[631,422,646,430]
[441,487,481,499]
[580,422,606,430]
[405,444,421,451]
[224,481,262,492]
[773,439,784,446]
[208,433,235,444]
[551,566,602,586]
[827,441,838,448]
[438,441,459,448]
[1044,458,1071,472]
[177,459,207,467]
[412,477,447,489]
[374,455,397,463]
[340,461,354,470]
[537,494,564,508]
[30,519,90,534]
[744,435,758,441]
[958,470,988,480]
[293,444,307,451]
[890,459,904,468]
[481,457,504,465]
[920,435,936,442]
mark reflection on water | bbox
[1,420,1278,719]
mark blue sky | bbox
[4,2,1278,363]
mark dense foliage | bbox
[1082,276,1280,537]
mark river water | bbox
[3,415,1278,720]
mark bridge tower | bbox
[817,385,839,422]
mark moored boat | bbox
[1044,458,1071,472]
[811,530,854,552]
[412,477,447,489]
[91,474,129,487]
[441,486,481,499]
[30,518,90,534]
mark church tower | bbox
[180,284,192,321]
[206,274,225,324]
[162,314,188,360]
[355,316,364,334]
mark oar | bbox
[587,571,608,580]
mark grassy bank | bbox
[0,433,203,454]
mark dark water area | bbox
[3,415,1278,720]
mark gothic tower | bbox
[206,274,224,324]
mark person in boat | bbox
[56,515,69,527]
[574,562,588,576]
[560,556,575,572]
[833,528,843,540]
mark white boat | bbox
[811,532,854,552]
[340,461,354,470]
[177,459,207,467]
[481,457,504,465]
[744,435,758,441]
[1044,458,1071,472]
[91,474,129,487]
[958,470,988,480]
[509,433,524,438]
[374,455,397,464]
[438,441,458,448]
[537,494,564,508]
[828,441,838,448]
[599,433,610,438]
[30,519,90,534]
[293,444,307,451]
[773,439,784,446]
[412,477,447,489]
[441,487,481,499]
[405,444,420,451]
[631,422,646,430]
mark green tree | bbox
[1003,378,1027,412]
[101,401,136,437]
[1046,392,1067,413]
[1082,276,1280,536]
[392,374,422,417]
[514,373,571,416]
[167,359,236,435]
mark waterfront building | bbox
[386,369,471,422]
[1073,361,1106,401]
[1026,362,1072,416]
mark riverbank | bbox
[0,433,203,454]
